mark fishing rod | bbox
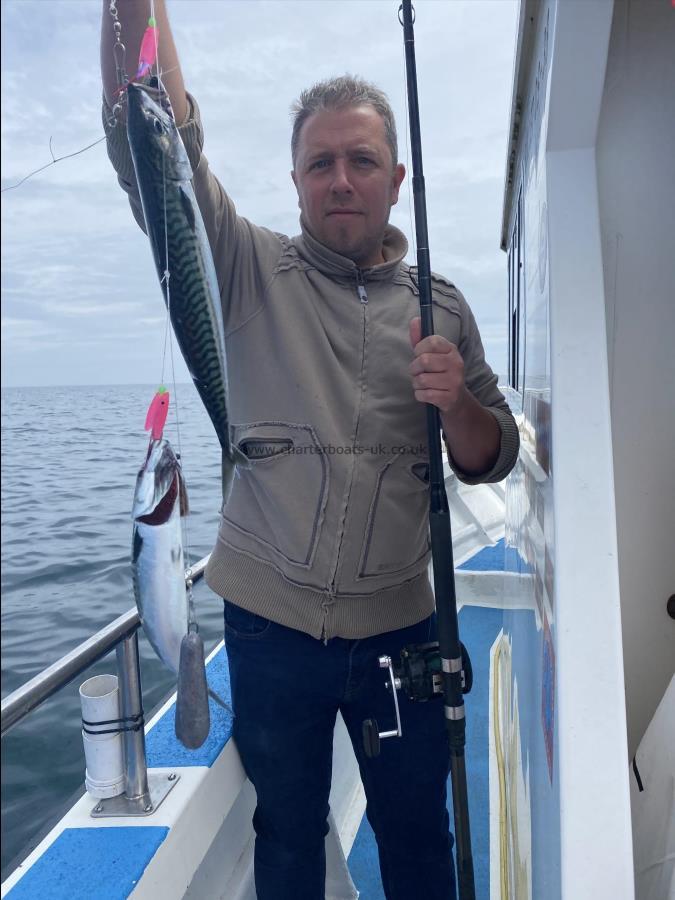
[361,3,476,898]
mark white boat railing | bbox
[0,553,211,816]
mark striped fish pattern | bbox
[126,82,247,498]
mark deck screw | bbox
[168,773,176,781]
[94,804,103,813]
[144,803,153,812]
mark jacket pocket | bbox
[357,455,431,579]
[221,422,329,567]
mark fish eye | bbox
[153,118,164,134]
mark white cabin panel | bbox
[595,0,675,759]
[499,0,644,896]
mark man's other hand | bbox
[408,316,468,415]
[408,316,501,477]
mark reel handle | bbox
[361,656,403,758]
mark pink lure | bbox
[144,388,169,441]
[136,17,158,80]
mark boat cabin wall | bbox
[595,0,675,759]
[498,2,562,897]
[498,0,643,896]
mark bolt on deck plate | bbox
[90,771,179,818]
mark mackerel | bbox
[131,439,189,676]
[126,81,247,499]
[131,438,211,749]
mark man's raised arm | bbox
[100,0,187,125]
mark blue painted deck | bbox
[348,542,505,899]
[4,828,169,900]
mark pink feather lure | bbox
[136,17,158,80]
[144,388,169,441]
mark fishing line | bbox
[151,0,172,392]
[147,0,196,619]
[1,135,108,194]
[157,97,192,584]
[154,0,172,398]
[151,0,161,89]
[2,7,176,196]
[159,147,172,388]
[160,292,172,384]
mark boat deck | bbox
[2,539,505,900]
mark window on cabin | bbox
[508,187,525,393]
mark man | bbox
[101,4,518,898]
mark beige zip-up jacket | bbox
[104,92,519,640]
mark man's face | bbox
[292,105,406,268]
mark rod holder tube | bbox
[79,674,125,798]
[116,632,149,802]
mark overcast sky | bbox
[1,0,518,388]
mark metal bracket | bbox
[90,771,179,818]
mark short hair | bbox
[290,75,399,170]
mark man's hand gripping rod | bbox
[361,4,476,898]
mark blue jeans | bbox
[223,600,456,900]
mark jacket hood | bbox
[292,218,409,282]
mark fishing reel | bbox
[362,641,473,758]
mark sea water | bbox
[1,383,226,879]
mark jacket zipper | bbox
[356,268,368,304]
[322,269,370,644]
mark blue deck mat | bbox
[459,537,506,572]
[459,536,532,575]
[145,646,234,768]
[348,603,503,900]
[5,827,168,900]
